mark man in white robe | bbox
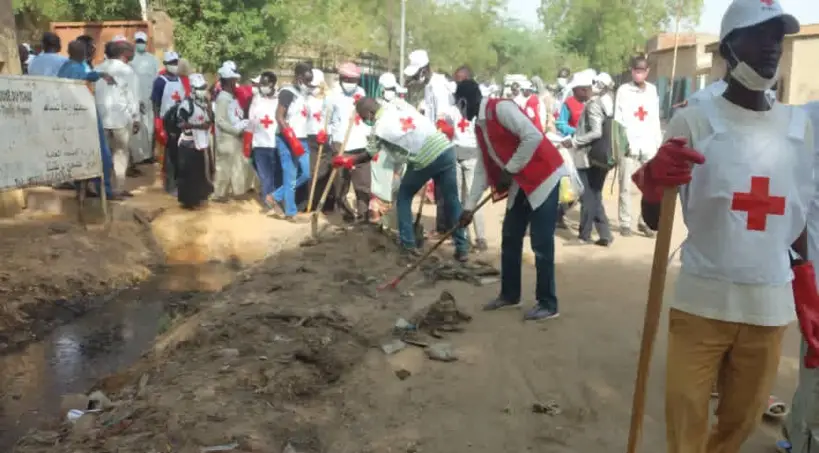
[129,31,159,165]
[213,65,251,201]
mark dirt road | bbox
[10,186,802,452]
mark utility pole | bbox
[399,0,406,86]
[667,0,684,112]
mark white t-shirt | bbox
[667,98,814,327]
[686,79,777,108]
[614,82,662,159]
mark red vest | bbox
[474,99,564,195]
[524,95,543,132]
[564,96,584,128]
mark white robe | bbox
[214,91,252,197]
[129,52,160,163]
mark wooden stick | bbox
[626,188,677,453]
[306,108,331,214]
[378,192,494,291]
[76,180,87,229]
[99,171,109,226]
[310,109,357,236]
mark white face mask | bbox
[194,89,208,100]
[260,86,273,96]
[728,45,780,92]
[310,87,321,96]
[383,90,396,101]
[166,65,178,75]
[341,82,358,93]
[252,86,260,96]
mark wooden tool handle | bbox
[315,109,357,210]
[306,108,332,213]
[626,188,677,453]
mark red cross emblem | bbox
[353,93,363,102]
[301,106,308,117]
[457,118,470,133]
[171,91,182,102]
[634,106,647,121]
[400,117,415,132]
[196,114,204,121]
[354,115,362,125]
[312,111,322,122]
[260,115,274,129]
[731,176,785,231]
[760,0,773,5]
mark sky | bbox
[507,0,819,33]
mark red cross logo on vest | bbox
[313,111,322,122]
[301,106,308,117]
[197,114,204,121]
[731,176,785,231]
[260,115,274,129]
[171,91,182,102]
[354,115,361,125]
[634,106,647,121]
[400,117,415,132]
[760,0,774,5]
[457,118,470,133]
[353,93,363,102]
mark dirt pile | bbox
[0,216,158,350]
[13,227,445,453]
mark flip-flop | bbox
[764,396,789,420]
[775,439,792,453]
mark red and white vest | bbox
[282,85,309,138]
[248,96,279,148]
[329,87,370,151]
[563,96,584,129]
[475,98,565,209]
[306,95,326,136]
[524,95,543,132]
[159,74,184,117]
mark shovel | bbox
[413,188,427,248]
[310,110,357,238]
[306,108,331,214]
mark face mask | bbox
[363,118,375,127]
[252,86,260,96]
[135,43,147,53]
[166,65,178,75]
[383,90,396,101]
[341,82,357,93]
[728,45,780,92]
[632,69,647,84]
[260,86,273,96]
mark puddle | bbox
[0,262,238,450]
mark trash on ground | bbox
[381,339,408,355]
[532,400,562,416]
[425,342,457,362]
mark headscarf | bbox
[454,79,482,121]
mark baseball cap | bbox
[379,72,398,89]
[251,75,261,84]
[310,68,325,86]
[569,69,596,88]
[403,50,430,77]
[163,51,179,63]
[337,62,360,78]
[217,65,241,79]
[111,35,127,42]
[594,72,614,88]
[222,60,237,71]
[189,73,207,89]
[134,31,148,42]
[719,0,799,41]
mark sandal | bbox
[764,395,789,420]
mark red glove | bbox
[242,131,253,159]
[793,261,819,368]
[332,155,355,170]
[281,127,305,157]
[632,137,705,203]
[436,119,455,140]
[316,130,328,145]
[154,117,167,146]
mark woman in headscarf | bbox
[531,76,556,133]
[175,73,214,209]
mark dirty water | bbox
[0,262,239,451]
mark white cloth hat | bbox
[189,73,207,89]
[569,69,596,88]
[222,60,237,71]
[251,75,261,84]
[134,31,148,42]
[594,72,614,88]
[163,51,179,62]
[310,68,324,86]
[404,50,430,77]
[720,0,799,41]
[379,72,398,89]
[217,65,241,79]
[520,80,533,90]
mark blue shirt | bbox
[151,74,178,105]
[555,103,576,136]
[57,60,101,82]
[28,52,69,77]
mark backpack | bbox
[587,99,615,169]
[162,98,194,136]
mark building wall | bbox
[649,46,698,81]
[786,37,819,105]
[0,0,27,217]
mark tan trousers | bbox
[105,128,131,192]
[665,308,786,453]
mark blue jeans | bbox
[396,148,468,254]
[253,147,279,203]
[273,136,310,216]
[86,113,113,197]
[501,187,559,311]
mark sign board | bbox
[0,75,102,190]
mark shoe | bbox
[285,214,310,224]
[523,306,560,321]
[269,201,285,218]
[595,237,613,247]
[566,238,593,246]
[638,224,655,238]
[474,239,489,252]
[619,227,633,237]
[454,250,469,263]
[483,297,520,311]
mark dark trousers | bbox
[577,167,612,241]
[164,133,180,193]
[335,148,371,220]
[435,182,450,233]
[307,135,336,212]
[501,188,559,311]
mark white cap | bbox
[309,68,324,86]
[396,86,408,94]
[379,72,398,89]
[594,72,614,88]
[404,50,430,77]
[163,51,179,63]
[251,75,261,84]
[134,31,148,42]
[22,43,31,51]
[520,80,533,90]
[569,69,595,88]
[217,65,241,79]
[111,35,127,42]
[720,0,799,41]
[222,60,237,71]
[189,73,207,89]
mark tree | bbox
[538,0,704,73]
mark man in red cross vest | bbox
[613,54,662,238]
[632,1,817,450]
[454,79,567,321]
